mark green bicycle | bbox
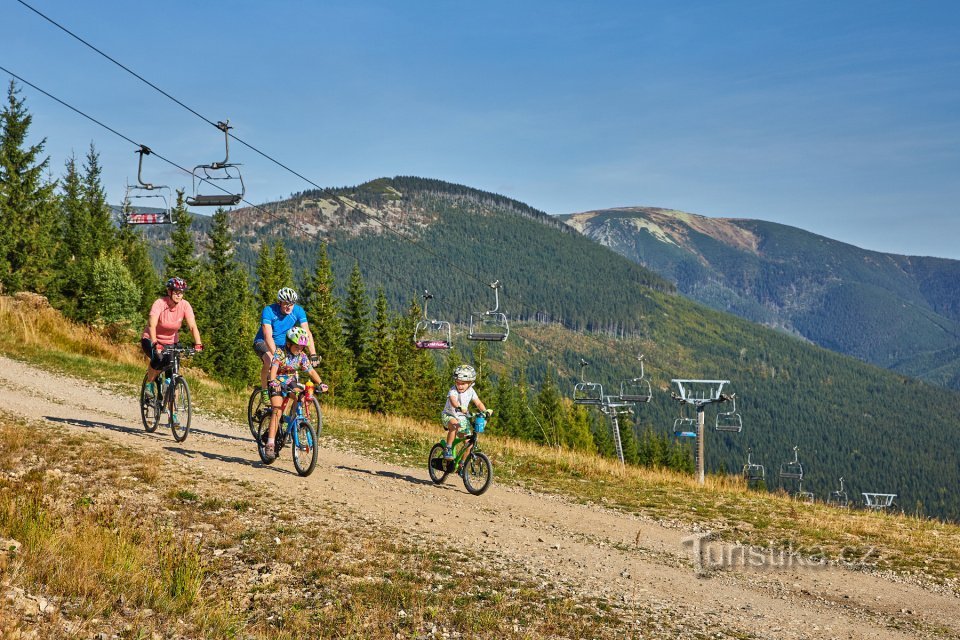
[428,412,493,495]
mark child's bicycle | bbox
[139,344,196,442]
[247,377,322,441]
[254,381,322,477]
[428,412,493,495]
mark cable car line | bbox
[14,0,494,292]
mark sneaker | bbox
[442,446,454,461]
[263,442,277,462]
[260,389,270,405]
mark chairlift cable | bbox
[0,65,414,295]
[14,0,495,291]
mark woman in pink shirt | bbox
[140,278,203,390]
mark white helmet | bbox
[454,364,477,382]
[277,287,299,304]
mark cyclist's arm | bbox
[185,314,201,346]
[300,321,317,357]
[472,396,487,413]
[148,312,160,345]
[306,367,323,387]
[262,323,277,354]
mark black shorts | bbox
[253,340,272,359]
[141,338,173,371]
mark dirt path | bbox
[1,354,956,639]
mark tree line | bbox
[0,80,694,474]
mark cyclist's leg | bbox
[254,340,273,402]
[264,388,284,460]
[441,413,460,459]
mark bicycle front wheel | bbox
[462,451,493,496]
[169,377,192,442]
[301,396,323,438]
[247,387,266,440]
[291,420,318,477]
[428,443,452,484]
[139,375,160,433]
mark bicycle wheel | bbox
[247,387,266,440]
[462,451,493,496]
[168,377,192,442]
[301,396,323,437]
[428,443,452,484]
[255,412,276,465]
[291,419,318,477]
[139,375,160,433]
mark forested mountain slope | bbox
[147,178,960,520]
[561,207,960,389]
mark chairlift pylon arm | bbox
[212,120,233,169]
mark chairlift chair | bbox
[779,445,804,481]
[862,493,897,510]
[185,120,245,207]
[714,394,743,433]
[468,280,509,342]
[617,354,652,403]
[413,291,452,349]
[672,404,697,438]
[572,358,604,405]
[794,481,815,503]
[742,448,765,482]
[828,477,849,508]
[123,146,174,225]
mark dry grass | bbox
[0,415,690,639]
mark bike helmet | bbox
[166,277,188,292]
[286,326,309,346]
[277,287,299,304]
[454,364,477,382]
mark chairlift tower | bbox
[671,379,733,485]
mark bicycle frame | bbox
[270,384,311,449]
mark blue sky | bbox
[3,0,959,257]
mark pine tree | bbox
[302,243,357,407]
[82,143,115,263]
[254,240,294,309]
[564,403,597,453]
[343,262,371,378]
[533,370,565,447]
[0,80,57,294]
[54,154,88,316]
[395,297,442,421]
[364,287,402,414]
[201,208,257,387]
[116,221,158,314]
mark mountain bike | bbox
[428,413,493,495]
[247,377,321,441]
[139,344,196,442]
[254,381,322,477]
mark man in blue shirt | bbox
[253,287,318,403]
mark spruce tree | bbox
[364,288,403,414]
[116,221,158,314]
[55,154,88,316]
[302,243,357,407]
[395,297,442,421]
[201,208,257,387]
[254,240,294,308]
[533,370,565,447]
[0,80,57,295]
[163,195,206,329]
[343,262,371,378]
[82,143,115,263]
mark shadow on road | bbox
[337,465,436,487]
[46,415,147,437]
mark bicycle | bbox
[428,412,493,495]
[247,377,321,441]
[254,381,322,477]
[139,344,196,442]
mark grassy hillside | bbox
[0,298,960,638]
[135,179,960,520]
